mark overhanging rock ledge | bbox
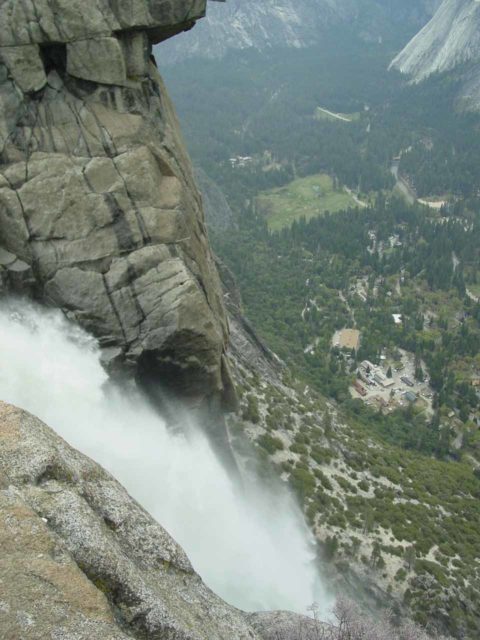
[0,0,236,412]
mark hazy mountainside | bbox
[392,0,480,81]
[157,0,440,63]
[391,0,480,110]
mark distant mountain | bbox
[157,0,440,63]
[391,0,480,111]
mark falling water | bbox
[0,299,331,615]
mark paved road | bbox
[391,160,416,205]
[317,107,352,122]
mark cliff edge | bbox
[0,0,234,410]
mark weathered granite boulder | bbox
[0,0,234,411]
[0,401,260,639]
[0,1,207,48]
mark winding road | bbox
[391,160,416,205]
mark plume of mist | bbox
[0,299,331,615]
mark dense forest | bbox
[215,194,480,456]
[162,26,480,458]
[163,33,480,205]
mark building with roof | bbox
[374,372,394,388]
[404,391,417,403]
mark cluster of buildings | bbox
[229,155,253,168]
[358,360,394,389]
[352,359,422,412]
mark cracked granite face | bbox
[0,0,207,47]
[0,0,235,409]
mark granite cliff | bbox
[0,0,235,412]
[0,5,322,636]
[157,0,440,64]
[391,0,480,111]
[0,401,263,639]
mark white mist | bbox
[0,300,331,615]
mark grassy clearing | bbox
[257,174,358,231]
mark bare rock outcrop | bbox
[157,0,440,64]
[390,0,480,111]
[0,400,260,639]
[391,0,480,83]
[0,0,235,410]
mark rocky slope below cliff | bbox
[157,0,440,63]
[215,258,480,638]
[391,0,480,110]
[226,337,480,638]
[0,0,234,411]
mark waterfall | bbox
[0,299,331,615]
